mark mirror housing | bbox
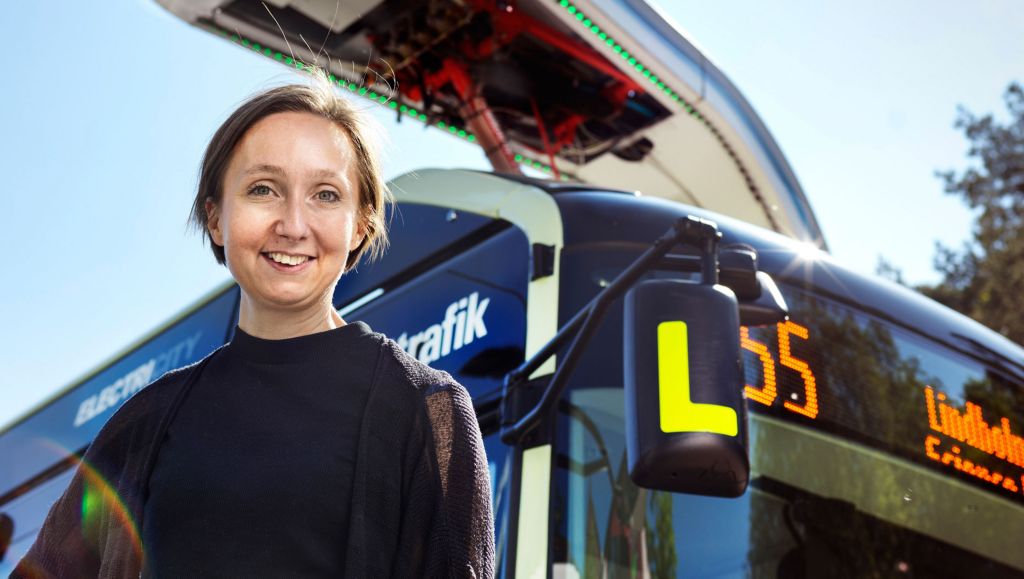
[623,278,749,497]
[740,271,789,327]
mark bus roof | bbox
[155,0,826,248]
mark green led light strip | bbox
[206,23,477,146]
[555,0,705,124]
[551,0,778,228]
[512,153,573,181]
[514,153,552,173]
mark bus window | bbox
[552,263,1024,576]
[742,286,1024,512]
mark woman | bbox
[14,75,495,578]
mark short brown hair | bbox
[187,71,392,272]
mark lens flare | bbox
[21,438,146,571]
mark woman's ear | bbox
[205,198,224,247]
[350,219,367,253]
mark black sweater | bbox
[13,322,495,578]
[142,322,373,577]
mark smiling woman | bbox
[12,72,495,578]
[190,79,392,339]
[206,111,369,338]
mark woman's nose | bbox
[274,196,311,240]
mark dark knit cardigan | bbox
[13,330,495,578]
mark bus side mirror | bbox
[623,278,749,497]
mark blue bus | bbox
[3,1,1023,577]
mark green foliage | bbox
[920,82,1024,345]
[644,491,677,579]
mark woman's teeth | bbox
[267,252,310,266]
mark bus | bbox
[3,1,1024,577]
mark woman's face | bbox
[206,111,365,315]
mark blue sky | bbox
[1,0,1021,428]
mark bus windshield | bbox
[552,254,1024,577]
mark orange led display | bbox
[922,387,1024,499]
[740,322,817,419]
[741,326,777,406]
[778,321,818,419]
[923,386,1024,469]
[738,296,1024,504]
[924,435,1022,494]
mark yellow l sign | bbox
[657,320,738,436]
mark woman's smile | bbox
[261,251,316,273]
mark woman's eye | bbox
[248,184,272,196]
[318,190,340,202]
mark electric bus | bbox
[3,1,1023,577]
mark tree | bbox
[909,82,1024,345]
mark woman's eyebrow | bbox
[242,163,285,177]
[243,164,341,180]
